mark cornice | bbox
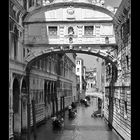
[24,2,114,22]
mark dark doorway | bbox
[13,78,20,133]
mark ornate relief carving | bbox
[66,6,75,19]
[67,6,75,15]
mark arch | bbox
[25,47,118,74]
[13,78,20,114]
[23,2,114,22]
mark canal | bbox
[27,98,123,140]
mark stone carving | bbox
[67,6,75,19]
[67,6,75,15]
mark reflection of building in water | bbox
[68,26,74,35]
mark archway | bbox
[13,78,20,134]
[21,78,27,131]
[24,47,118,131]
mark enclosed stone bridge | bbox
[23,0,118,70]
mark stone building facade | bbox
[104,0,131,139]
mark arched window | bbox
[13,78,20,113]
[68,26,74,35]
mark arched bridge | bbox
[25,45,118,71]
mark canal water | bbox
[29,98,123,140]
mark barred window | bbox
[48,26,57,36]
[84,26,94,36]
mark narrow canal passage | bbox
[30,98,123,140]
